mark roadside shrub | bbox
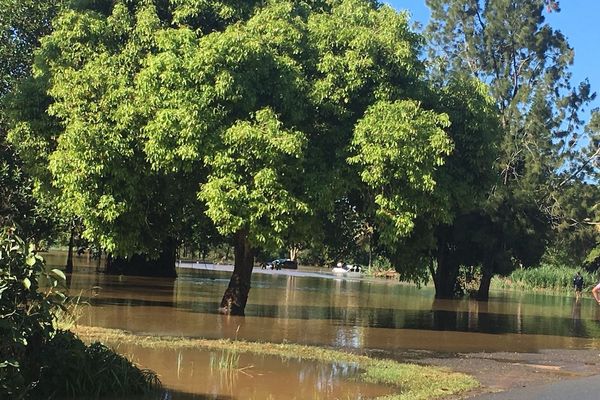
[0,228,159,399]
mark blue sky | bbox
[386,1,600,118]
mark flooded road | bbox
[63,264,600,353]
[45,253,600,399]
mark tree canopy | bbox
[424,0,598,298]
[14,0,593,309]
[5,0,508,311]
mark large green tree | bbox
[0,0,64,241]
[382,74,502,297]
[11,0,498,314]
[424,0,596,298]
[550,109,599,269]
[9,1,211,276]
[137,0,457,313]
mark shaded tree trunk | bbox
[95,249,103,272]
[65,225,75,274]
[219,230,254,316]
[477,261,494,301]
[104,238,178,277]
[434,246,460,299]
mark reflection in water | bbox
[571,298,584,337]
[48,252,600,355]
[92,343,393,400]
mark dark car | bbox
[262,258,298,270]
[275,259,298,269]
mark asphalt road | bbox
[470,375,600,399]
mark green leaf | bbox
[22,277,31,289]
[51,268,66,281]
[25,255,36,266]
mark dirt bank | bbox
[371,348,600,398]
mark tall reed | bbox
[494,264,599,292]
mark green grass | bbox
[74,326,478,400]
[210,349,241,371]
[54,291,88,331]
[492,264,599,292]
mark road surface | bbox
[470,374,600,399]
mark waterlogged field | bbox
[100,342,396,400]
[46,253,600,399]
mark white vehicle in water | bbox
[332,262,363,276]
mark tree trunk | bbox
[225,245,231,262]
[95,249,103,272]
[428,258,437,292]
[368,235,372,269]
[65,225,75,274]
[434,248,460,299]
[219,230,254,316]
[289,246,299,262]
[477,261,494,301]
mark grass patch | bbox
[54,291,89,331]
[209,349,241,371]
[74,326,478,400]
[492,264,599,293]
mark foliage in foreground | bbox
[0,229,159,399]
[36,330,159,399]
[76,326,479,400]
[0,228,64,397]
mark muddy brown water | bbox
[45,253,600,399]
[108,343,393,400]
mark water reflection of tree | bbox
[571,299,585,337]
[171,268,600,340]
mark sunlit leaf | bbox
[22,277,31,289]
[25,255,36,266]
[51,268,66,281]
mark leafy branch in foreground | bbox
[0,228,159,399]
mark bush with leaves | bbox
[0,228,159,399]
[0,227,65,398]
[35,330,159,399]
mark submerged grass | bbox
[74,326,478,400]
[209,349,241,371]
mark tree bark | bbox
[289,246,299,262]
[65,225,75,274]
[434,247,460,299]
[219,230,254,316]
[368,235,373,270]
[477,261,494,301]
[95,249,103,272]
